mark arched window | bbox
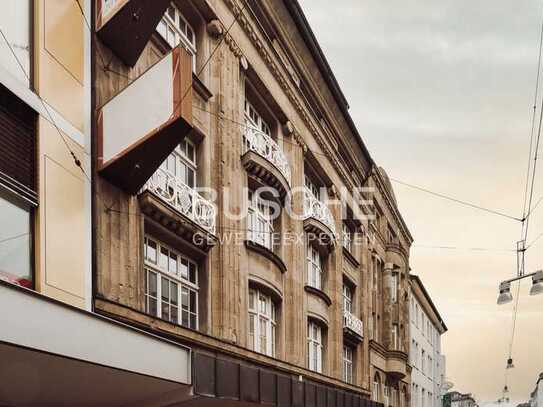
[384,385,391,407]
[307,320,324,373]
[373,373,381,402]
[248,288,277,357]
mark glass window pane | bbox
[186,168,195,188]
[148,272,157,297]
[189,262,197,284]
[190,313,196,329]
[182,310,189,327]
[161,278,169,301]
[0,193,31,287]
[169,252,177,274]
[170,282,178,306]
[181,287,189,309]
[180,258,189,280]
[149,298,157,316]
[146,239,157,263]
[162,302,169,320]
[189,290,197,311]
[159,247,168,270]
[187,143,195,162]
[171,305,178,323]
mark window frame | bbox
[307,320,323,373]
[247,190,274,250]
[391,271,398,303]
[392,323,399,350]
[307,242,323,290]
[342,283,353,313]
[343,345,354,384]
[342,222,353,253]
[244,99,271,136]
[143,236,199,330]
[248,287,277,357]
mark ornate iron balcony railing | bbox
[302,188,336,235]
[343,310,364,338]
[242,126,291,186]
[142,167,216,234]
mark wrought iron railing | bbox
[142,167,216,234]
[242,126,291,186]
[302,188,336,235]
[343,310,364,338]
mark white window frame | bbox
[343,345,354,384]
[384,385,390,407]
[343,283,353,313]
[342,222,353,253]
[157,3,197,71]
[144,236,199,330]
[304,174,321,201]
[307,243,323,290]
[247,190,274,250]
[391,272,398,303]
[245,99,271,136]
[373,374,381,402]
[308,321,323,373]
[160,139,197,189]
[248,288,276,357]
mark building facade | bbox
[1,0,415,405]
[446,392,477,407]
[409,275,447,407]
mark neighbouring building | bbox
[530,373,543,407]
[446,392,478,407]
[1,0,416,405]
[409,275,448,407]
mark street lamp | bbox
[529,270,543,296]
[497,270,543,305]
[497,281,512,305]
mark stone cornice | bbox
[224,0,358,192]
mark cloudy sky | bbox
[298,0,543,403]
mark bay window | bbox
[156,3,197,71]
[308,321,323,373]
[307,243,323,290]
[248,288,276,357]
[343,345,354,384]
[144,236,198,329]
[247,190,274,250]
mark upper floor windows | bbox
[343,283,353,313]
[307,243,323,290]
[304,175,321,201]
[373,373,381,402]
[245,100,271,136]
[392,323,399,350]
[160,139,197,189]
[0,1,31,87]
[247,190,275,250]
[342,223,353,253]
[343,345,354,384]
[391,272,398,303]
[144,236,198,329]
[157,3,196,71]
[248,288,277,357]
[308,320,323,373]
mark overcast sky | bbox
[299,0,543,403]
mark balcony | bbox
[302,188,336,247]
[139,168,217,250]
[96,0,171,66]
[97,45,193,194]
[343,310,364,343]
[241,127,291,201]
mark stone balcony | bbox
[302,188,336,248]
[241,127,291,201]
[343,310,363,343]
[139,167,217,251]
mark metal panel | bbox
[193,353,216,397]
[277,374,292,407]
[305,382,316,407]
[0,283,191,383]
[292,378,304,407]
[216,359,240,400]
[240,365,260,403]
[260,369,277,405]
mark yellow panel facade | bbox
[36,0,85,131]
[37,119,86,308]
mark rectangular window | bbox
[342,223,353,253]
[247,190,274,250]
[391,272,398,303]
[343,284,353,313]
[156,3,197,71]
[0,190,33,288]
[421,349,425,374]
[307,243,323,290]
[244,100,271,136]
[144,236,198,330]
[392,324,399,350]
[0,1,31,86]
[248,288,276,357]
[307,321,323,373]
[343,346,354,384]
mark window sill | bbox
[342,247,360,268]
[304,285,332,306]
[244,240,287,273]
[192,73,213,101]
